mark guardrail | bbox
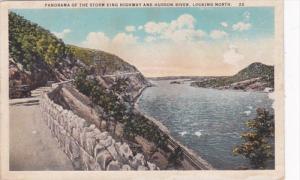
[101,72,141,78]
[166,136,212,170]
[51,79,74,88]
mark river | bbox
[136,80,274,169]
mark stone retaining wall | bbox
[39,88,159,171]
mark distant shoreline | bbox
[147,78,273,93]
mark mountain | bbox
[191,62,274,92]
[9,12,148,98]
[231,62,274,85]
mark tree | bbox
[168,147,184,167]
[233,108,274,169]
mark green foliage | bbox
[68,45,94,65]
[111,77,131,95]
[168,147,184,166]
[9,12,70,71]
[74,68,127,119]
[233,108,274,169]
[74,68,93,96]
[123,113,168,149]
[74,69,168,149]
[68,45,136,74]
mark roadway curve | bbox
[9,87,73,171]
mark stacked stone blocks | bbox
[39,90,158,171]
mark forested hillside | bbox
[9,12,148,97]
[9,12,76,89]
[9,12,72,70]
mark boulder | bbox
[135,135,156,156]
[96,132,108,141]
[134,153,146,166]
[150,151,168,170]
[115,123,124,137]
[116,142,133,160]
[93,128,101,135]
[129,153,145,169]
[100,120,107,130]
[88,124,96,131]
[94,143,105,158]
[137,165,148,171]
[99,136,113,147]
[82,151,91,170]
[106,144,120,161]
[70,139,80,160]
[72,158,82,170]
[92,162,102,171]
[147,161,158,170]
[96,150,113,169]
[76,118,86,130]
[106,160,121,171]
[86,136,96,155]
[64,134,71,156]
[72,127,81,142]
[85,155,99,171]
[121,164,131,171]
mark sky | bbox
[12,8,275,77]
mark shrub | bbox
[233,108,274,169]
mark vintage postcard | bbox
[0,0,284,179]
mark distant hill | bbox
[191,62,274,91]
[9,12,148,98]
[231,62,274,84]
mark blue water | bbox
[137,80,274,169]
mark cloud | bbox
[138,25,143,30]
[223,45,244,66]
[125,25,136,32]
[144,36,156,43]
[221,22,228,28]
[210,30,228,39]
[144,22,168,34]
[79,13,274,77]
[243,11,251,21]
[81,32,137,51]
[52,28,71,38]
[164,29,206,42]
[174,14,195,29]
[143,14,206,42]
[80,31,274,76]
[112,33,138,46]
[81,32,110,50]
[232,22,252,31]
